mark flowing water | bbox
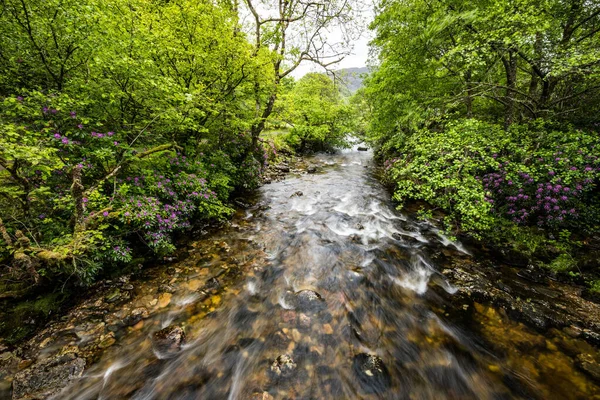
[52,147,600,399]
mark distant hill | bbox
[331,67,369,94]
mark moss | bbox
[36,250,68,263]
[0,291,69,344]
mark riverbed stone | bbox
[295,290,326,313]
[123,307,149,326]
[298,313,311,329]
[276,164,290,173]
[282,310,296,323]
[12,352,85,400]
[158,284,175,294]
[352,353,391,393]
[153,325,185,354]
[270,354,296,378]
[104,288,122,304]
[576,353,600,382]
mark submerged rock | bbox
[576,353,600,382]
[295,290,326,313]
[249,392,274,400]
[153,325,186,354]
[12,352,85,400]
[123,307,149,326]
[352,353,391,393]
[158,284,175,294]
[392,232,420,245]
[270,354,296,378]
[298,313,311,329]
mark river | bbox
[46,147,599,399]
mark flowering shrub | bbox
[0,91,257,283]
[117,154,232,254]
[383,120,600,240]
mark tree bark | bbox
[464,69,473,117]
[502,48,517,129]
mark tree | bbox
[367,0,600,138]
[242,0,362,147]
[0,0,270,287]
[280,72,352,151]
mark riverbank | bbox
[1,148,599,399]
[0,153,315,399]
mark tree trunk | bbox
[464,69,473,117]
[0,216,12,246]
[71,166,85,232]
[502,48,517,129]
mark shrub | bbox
[382,119,600,241]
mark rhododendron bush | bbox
[0,0,273,285]
[382,120,600,256]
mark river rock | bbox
[270,354,296,378]
[307,165,317,174]
[153,325,186,354]
[249,392,274,400]
[576,353,600,382]
[295,290,326,313]
[357,146,369,151]
[516,267,547,284]
[298,313,311,329]
[290,191,303,197]
[352,353,391,393]
[158,284,175,294]
[104,288,122,304]
[392,232,420,245]
[123,307,149,326]
[276,164,290,173]
[12,352,85,400]
[234,198,252,209]
[198,277,221,300]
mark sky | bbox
[290,33,372,78]
[280,1,375,79]
[238,1,375,79]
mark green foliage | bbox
[0,0,278,288]
[589,280,600,294]
[382,119,600,242]
[278,73,353,152]
[547,253,578,273]
[368,0,600,269]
